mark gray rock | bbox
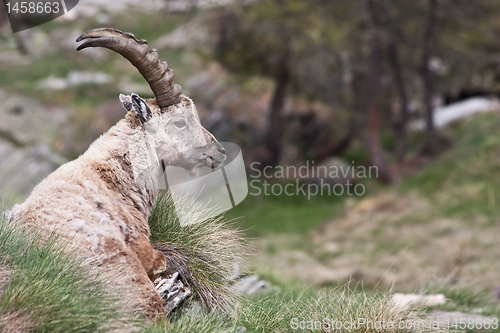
[427,310,498,330]
[35,71,112,90]
[231,275,259,295]
[0,91,70,148]
[0,92,72,207]
[392,293,447,309]
[231,274,279,296]
[0,142,66,208]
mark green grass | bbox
[145,285,440,333]
[0,214,135,332]
[225,180,369,237]
[400,113,500,222]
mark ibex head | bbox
[76,28,226,176]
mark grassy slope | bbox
[401,112,500,222]
[226,112,500,329]
[224,184,355,237]
[229,112,500,239]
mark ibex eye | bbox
[174,120,186,128]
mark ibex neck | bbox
[84,117,164,224]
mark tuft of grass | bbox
[145,284,439,333]
[239,286,439,333]
[0,214,139,333]
[149,192,248,314]
[144,308,236,333]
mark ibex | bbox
[9,28,226,318]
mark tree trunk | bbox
[366,0,393,183]
[388,31,409,164]
[421,0,441,155]
[264,44,290,166]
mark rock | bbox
[427,310,497,330]
[155,14,216,50]
[0,142,66,207]
[58,0,165,19]
[35,71,112,90]
[164,0,258,12]
[392,293,447,309]
[229,262,241,281]
[411,97,500,130]
[0,91,70,148]
[0,92,70,207]
[231,274,278,296]
[184,302,204,319]
[246,280,269,295]
[232,275,259,295]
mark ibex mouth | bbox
[210,155,226,164]
[207,154,226,170]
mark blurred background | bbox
[1,0,500,299]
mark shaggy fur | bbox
[9,95,226,319]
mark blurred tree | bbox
[419,0,451,156]
[421,0,437,143]
[213,0,500,177]
[216,0,367,167]
[383,1,409,164]
[216,0,310,166]
[366,0,393,182]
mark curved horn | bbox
[76,28,181,109]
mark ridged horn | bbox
[76,28,181,109]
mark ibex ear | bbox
[131,93,152,123]
[119,94,133,111]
